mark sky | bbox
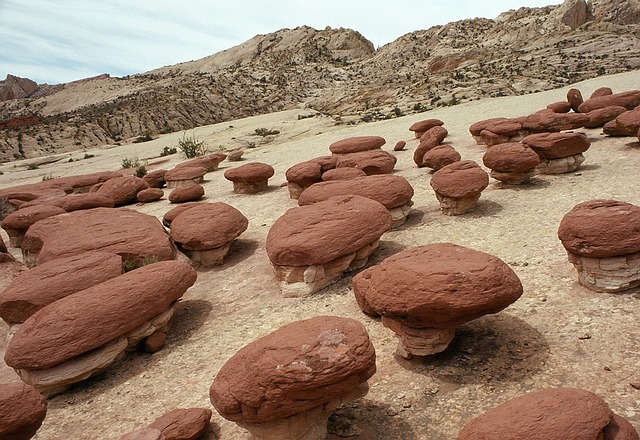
[0,0,564,85]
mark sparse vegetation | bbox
[27,163,39,170]
[133,132,154,143]
[135,165,147,178]
[0,198,13,220]
[84,153,95,159]
[254,128,280,137]
[160,146,177,157]
[122,256,160,272]
[41,173,56,181]
[178,133,208,158]
[121,157,141,169]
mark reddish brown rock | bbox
[469,117,510,138]
[335,150,397,175]
[522,109,590,132]
[482,143,541,184]
[168,184,204,203]
[329,136,385,155]
[162,202,204,227]
[321,167,367,181]
[285,162,323,199]
[353,243,522,357]
[0,382,47,440]
[210,316,375,439]
[1,205,66,248]
[174,153,226,172]
[590,87,613,99]
[137,188,164,203]
[226,148,244,162]
[546,101,572,113]
[143,170,168,189]
[170,203,248,266]
[0,236,25,292]
[164,166,207,189]
[603,107,640,136]
[585,106,628,128]
[393,140,406,151]
[21,207,176,267]
[0,251,123,324]
[423,145,461,171]
[224,162,274,194]
[20,193,115,212]
[430,160,489,215]
[96,176,149,206]
[307,155,338,173]
[148,408,212,440]
[408,119,444,138]
[578,90,640,113]
[567,88,584,112]
[458,388,638,440]
[144,331,167,353]
[266,195,392,296]
[414,126,449,166]
[299,174,413,228]
[476,120,524,146]
[522,132,590,174]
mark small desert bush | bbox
[133,132,154,143]
[41,173,56,181]
[254,128,280,137]
[160,146,177,157]
[27,163,39,170]
[122,256,160,272]
[121,157,141,169]
[135,165,147,178]
[178,133,207,158]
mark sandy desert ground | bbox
[1,70,639,439]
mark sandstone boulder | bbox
[430,160,489,215]
[168,184,204,203]
[224,162,275,194]
[0,382,47,440]
[522,109,590,132]
[307,155,338,173]
[174,153,226,172]
[578,90,640,113]
[393,140,406,151]
[137,188,164,203]
[162,202,204,227]
[414,126,448,166]
[20,193,115,212]
[95,176,149,206]
[602,107,640,136]
[321,167,367,181]
[285,162,323,199]
[590,87,613,98]
[546,101,572,113]
[226,148,244,162]
[335,150,397,175]
[482,142,541,184]
[148,408,212,440]
[329,136,385,155]
[143,170,168,189]
[423,145,461,171]
[408,118,444,138]
[522,132,590,174]
[567,88,584,112]
[164,166,208,189]
[1,205,66,248]
[585,106,628,128]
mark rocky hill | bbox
[1,0,639,161]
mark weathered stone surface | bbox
[536,154,585,174]
[408,119,444,138]
[469,117,510,138]
[0,382,47,440]
[0,245,25,292]
[174,153,226,172]
[0,251,123,324]
[604,414,640,440]
[162,202,204,227]
[5,260,197,370]
[585,105,628,128]
[522,132,590,159]
[164,166,207,189]
[321,168,367,181]
[590,87,613,99]
[423,145,461,171]
[96,176,149,206]
[578,90,640,113]
[393,140,406,151]
[483,142,540,183]
[307,155,338,173]
[226,148,244,162]
[414,126,449,166]
[224,162,274,194]
[329,136,385,155]
[1,205,66,248]
[602,107,640,136]
[210,316,376,423]
[335,150,397,175]
[566,250,640,293]
[137,188,164,203]
[143,170,167,189]
[522,109,590,132]
[148,408,212,440]
[168,184,204,203]
[558,199,640,258]
[567,88,584,112]
[120,427,165,440]
[430,160,489,200]
[285,162,322,198]
[21,207,176,267]
[546,101,572,113]
[458,388,636,440]
[20,193,115,212]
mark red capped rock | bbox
[1,204,66,248]
[0,382,47,440]
[21,207,176,268]
[414,126,449,166]
[164,166,207,189]
[210,316,375,439]
[469,117,510,138]
[522,131,590,174]
[423,145,461,171]
[335,150,397,175]
[477,120,524,147]
[223,162,275,194]
[329,136,385,155]
[170,203,248,266]
[143,169,168,189]
[321,167,367,181]
[96,176,149,206]
[0,251,123,324]
[168,184,204,203]
[458,388,638,440]
[522,109,590,132]
[567,88,584,112]
[482,142,541,184]
[285,161,323,199]
[353,243,522,357]
[162,202,204,227]
[546,101,572,113]
[174,153,226,172]
[578,90,640,113]
[408,119,444,138]
[266,195,391,296]
[602,107,640,137]
[430,160,489,215]
[585,106,628,128]
[148,408,213,440]
[137,188,164,203]
[307,155,338,173]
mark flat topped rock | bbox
[21,207,176,267]
[578,89,640,113]
[329,136,385,155]
[457,388,635,440]
[168,184,204,203]
[210,315,376,423]
[224,162,275,182]
[174,153,227,172]
[409,119,444,137]
[298,174,414,210]
[95,176,149,206]
[353,243,523,328]
[0,382,47,440]
[5,260,197,370]
[165,166,208,182]
[558,199,640,258]
[148,408,213,440]
[322,167,367,181]
[171,203,248,250]
[522,132,590,159]
[267,194,392,266]
[482,142,541,172]
[0,251,123,324]
[430,160,489,199]
[162,202,205,227]
[1,204,66,231]
[335,150,397,175]
[19,193,115,212]
[285,162,323,186]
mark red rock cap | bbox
[168,184,204,203]
[423,145,461,170]
[321,167,367,181]
[170,203,248,250]
[335,150,397,175]
[0,382,47,440]
[329,136,385,154]
[482,142,540,173]
[285,162,323,186]
[224,162,275,182]
[430,160,489,199]
[522,132,590,159]
[1,204,65,231]
[148,408,213,440]
[409,119,444,137]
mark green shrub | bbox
[133,132,154,143]
[122,256,160,272]
[121,157,141,169]
[178,133,207,158]
[160,146,177,157]
[135,165,147,178]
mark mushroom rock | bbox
[558,199,640,292]
[137,188,164,203]
[95,176,149,206]
[482,142,541,184]
[4,260,197,396]
[162,202,204,228]
[393,140,406,151]
[0,251,123,325]
[168,184,205,204]
[21,207,176,268]
[329,136,385,155]
[266,195,392,297]
[414,126,449,166]
[430,160,489,215]
[143,169,168,189]
[164,166,208,189]
[170,203,248,266]
[1,204,66,248]
[223,162,275,194]
[584,106,628,128]
[174,153,227,172]
[353,243,522,358]
[285,162,323,199]
[307,155,338,173]
[210,316,376,440]
[469,117,510,143]
[298,174,414,228]
[423,145,461,171]
[546,101,572,113]
[567,88,584,112]
[148,408,213,440]
[335,150,397,175]
[522,109,590,132]
[408,118,444,138]
[0,382,47,440]
[458,388,639,440]
[590,87,613,99]
[522,132,590,174]
[602,107,640,137]
[578,90,640,113]
[226,148,244,162]
[321,167,367,181]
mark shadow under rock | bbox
[577,163,601,171]
[626,141,640,149]
[397,208,425,229]
[328,400,419,440]
[467,199,503,217]
[196,239,260,273]
[397,313,550,385]
[492,176,551,191]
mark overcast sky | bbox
[0,0,563,84]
